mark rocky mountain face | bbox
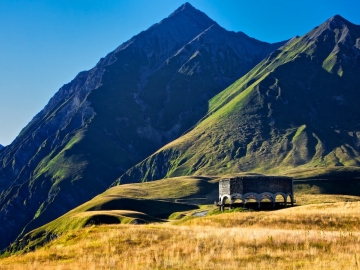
[0,144,3,150]
[117,15,360,183]
[0,3,285,249]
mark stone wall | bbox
[219,179,230,195]
[219,176,293,196]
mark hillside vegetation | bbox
[6,174,360,256]
[0,3,286,250]
[1,5,360,266]
[2,201,360,269]
[119,15,360,183]
[8,176,219,253]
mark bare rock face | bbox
[0,3,285,249]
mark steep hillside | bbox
[0,3,284,249]
[118,15,360,183]
[0,144,3,150]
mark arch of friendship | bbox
[219,176,294,210]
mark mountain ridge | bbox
[0,3,285,250]
[116,14,360,184]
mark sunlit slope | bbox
[0,3,285,250]
[119,15,360,183]
[2,202,360,269]
[9,176,218,252]
[8,173,360,254]
[10,210,163,253]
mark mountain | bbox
[0,3,285,249]
[0,144,3,150]
[117,15,360,184]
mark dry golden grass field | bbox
[1,195,360,270]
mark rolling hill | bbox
[8,176,219,253]
[7,174,360,254]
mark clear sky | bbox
[0,0,359,146]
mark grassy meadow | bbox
[2,176,360,269]
[1,196,360,269]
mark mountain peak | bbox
[168,2,215,24]
[328,14,344,21]
[324,14,354,29]
[171,2,196,14]
[181,2,195,9]
[306,14,357,43]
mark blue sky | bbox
[0,0,359,145]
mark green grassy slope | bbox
[8,176,219,253]
[119,15,360,183]
[0,4,287,251]
[7,173,360,255]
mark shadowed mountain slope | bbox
[0,3,284,249]
[117,15,360,184]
